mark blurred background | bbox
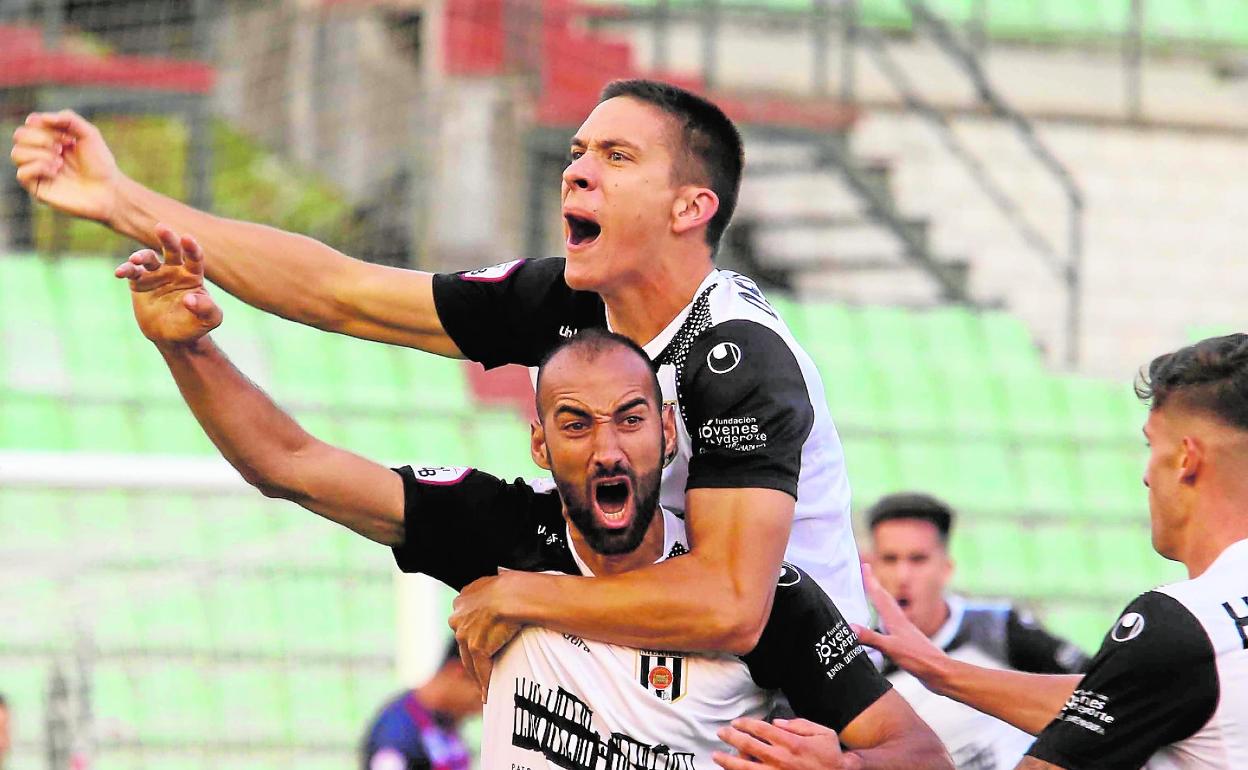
[0,0,1245,767]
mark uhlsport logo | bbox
[1110,612,1146,642]
[778,562,801,587]
[707,342,742,374]
[637,651,687,702]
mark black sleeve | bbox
[431,257,606,369]
[1006,607,1092,674]
[742,563,892,732]
[1027,591,1219,770]
[389,466,573,590]
[680,321,815,499]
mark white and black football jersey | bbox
[1027,538,1248,769]
[871,596,1089,770]
[432,259,867,625]
[389,465,892,770]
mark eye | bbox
[609,151,626,162]
[622,414,644,426]
[563,420,588,433]
[569,149,584,161]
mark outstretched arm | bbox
[852,565,1078,736]
[14,111,460,355]
[120,225,405,544]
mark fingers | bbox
[15,161,59,192]
[860,563,908,630]
[772,717,831,738]
[181,233,205,276]
[728,718,797,751]
[718,724,781,765]
[12,124,63,152]
[454,634,483,701]
[28,110,96,141]
[10,143,62,170]
[156,224,184,266]
[473,649,494,703]
[183,291,222,327]
[711,750,764,770]
[849,623,888,651]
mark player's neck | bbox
[570,510,667,576]
[601,257,713,347]
[916,599,951,639]
[1178,506,1248,578]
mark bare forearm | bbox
[929,658,1078,735]
[1016,758,1064,770]
[849,735,953,770]
[503,553,769,653]
[112,178,459,354]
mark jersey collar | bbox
[606,270,720,360]
[565,507,688,577]
[930,594,967,651]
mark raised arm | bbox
[853,565,1079,736]
[119,225,405,544]
[14,111,459,355]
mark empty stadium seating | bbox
[0,253,1183,765]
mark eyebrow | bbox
[569,137,643,153]
[615,397,650,415]
[554,404,592,421]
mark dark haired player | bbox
[864,493,1088,769]
[722,335,1248,770]
[14,80,867,687]
[116,233,952,770]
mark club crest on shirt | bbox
[637,651,687,702]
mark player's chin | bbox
[562,243,609,292]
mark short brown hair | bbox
[1136,333,1248,430]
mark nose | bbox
[589,422,626,471]
[562,153,597,192]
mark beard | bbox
[556,462,664,556]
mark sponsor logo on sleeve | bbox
[412,466,472,485]
[1110,612,1146,642]
[778,562,801,587]
[1222,596,1248,649]
[461,259,524,282]
[706,342,742,374]
[1061,689,1115,734]
[698,416,768,452]
[813,620,865,681]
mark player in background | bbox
[360,641,479,770]
[114,229,951,770]
[13,79,866,689]
[718,335,1248,770]
[864,492,1088,770]
[0,693,10,770]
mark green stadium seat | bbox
[766,294,805,340]
[946,439,1023,513]
[133,402,216,455]
[1090,525,1163,597]
[277,575,349,655]
[1061,377,1139,441]
[330,336,410,409]
[895,438,962,499]
[132,662,217,742]
[1031,520,1096,596]
[208,575,282,655]
[1076,446,1146,518]
[217,664,288,743]
[1043,604,1112,654]
[1017,443,1083,514]
[52,258,149,400]
[943,370,1009,438]
[342,579,397,659]
[877,367,952,434]
[0,255,67,394]
[396,354,472,412]
[915,305,984,375]
[858,305,926,373]
[261,314,339,408]
[70,490,135,552]
[842,435,902,510]
[1143,0,1210,41]
[0,656,48,742]
[981,311,1044,372]
[956,518,1032,596]
[983,0,1047,39]
[0,488,69,552]
[0,392,71,451]
[925,0,978,25]
[338,412,420,464]
[999,375,1069,440]
[822,360,887,431]
[88,572,142,651]
[126,493,207,565]
[473,412,542,480]
[66,401,139,453]
[800,302,859,370]
[92,661,139,736]
[351,665,404,728]
[287,663,355,743]
[141,579,214,652]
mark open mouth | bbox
[565,213,602,247]
[592,476,632,524]
[896,598,911,610]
